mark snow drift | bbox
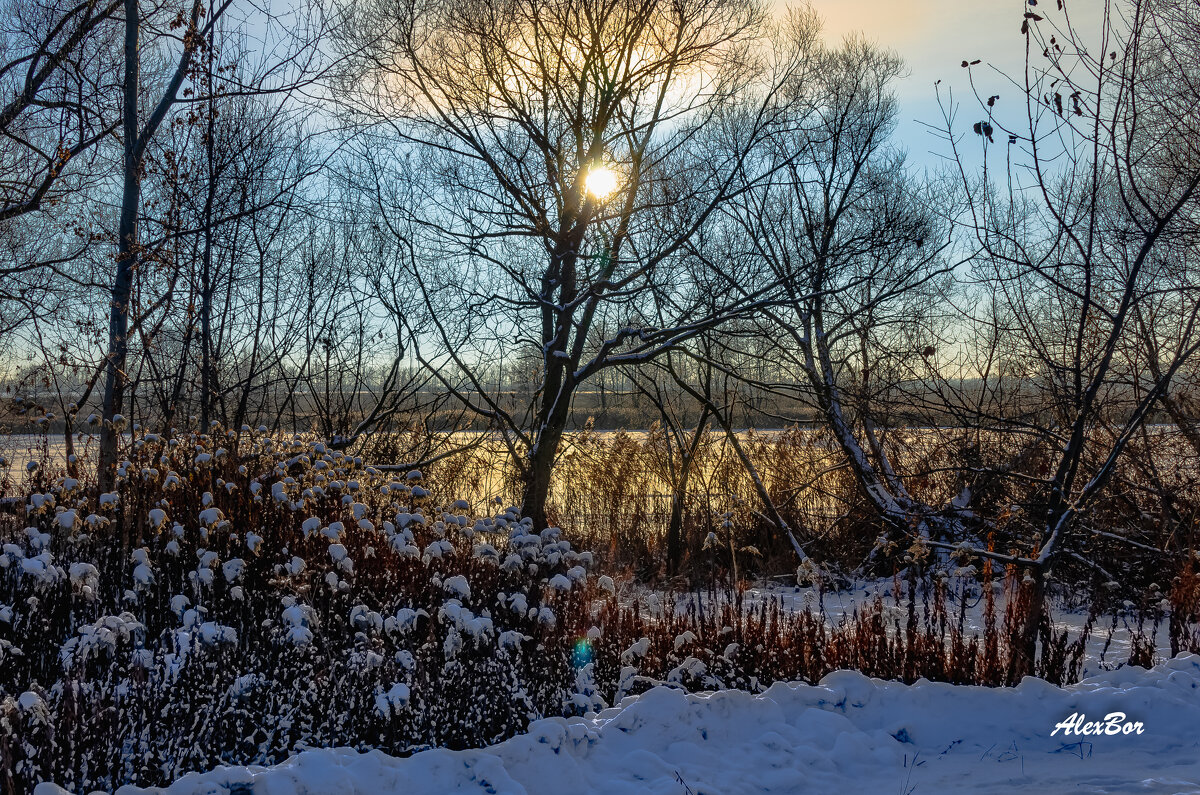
[48,654,1200,795]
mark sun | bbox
[584,166,619,200]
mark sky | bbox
[804,0,1051,168]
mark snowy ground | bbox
[38,654,1200,795]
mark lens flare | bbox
[572,637,593,668]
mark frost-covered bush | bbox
[0,431,600,792]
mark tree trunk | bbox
[665,491,686,577]
[1015,572,1046,681]
[666,416,707,577]
[97,0,140,493]
[521,355,576,529]
[199,88,215,431]
[520,419,566,530]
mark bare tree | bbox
[95,0,333,486]
[710,33,960,550]
[97,0,236,489]
[929,0,1200,673]
[0,0,123,338]
[0,0,122,222]
[339,0,814,527]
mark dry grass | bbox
[361,424,1199,594]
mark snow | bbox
[20,551,60,583]
[68,562,99,589]
[673,630,698,651]
[132,562,155,587]
[75,654,1200,795]
[18,691,46,715]
[286,625,314,646]
[221,558,245,582]
[169,594,190,616]
[196,622,236,645]
[443,574,471,600]
[440,601,493,643]
[622,637,650,662]
[349,605,384,632]
[388,606,421,634]
[374,683,411,718]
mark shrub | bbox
[0,431,596,792]
[0,429,1186,793]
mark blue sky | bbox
[806,0,1054,168]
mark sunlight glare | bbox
[584,166,619,200]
